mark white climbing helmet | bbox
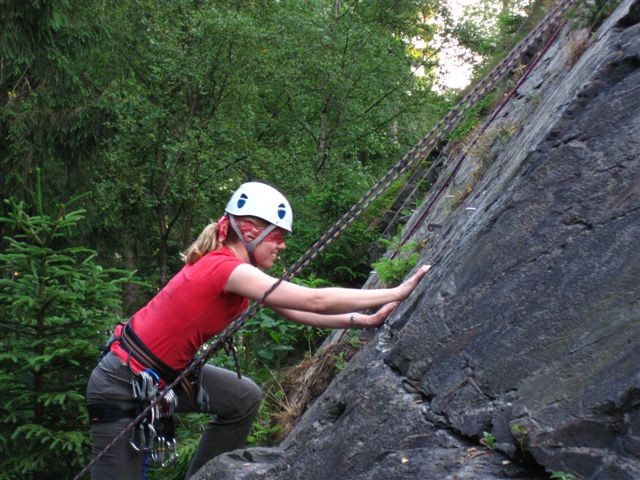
[225,182,293,232]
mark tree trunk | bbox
[317,96,330,174]
[122,245,142,313]
[157,204,170,286]
[34,275,46,424]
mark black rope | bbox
[72,1,576,477]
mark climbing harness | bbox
[87,403,141,424]
[72,1,576,478]
[119,321,197,403]
[87,369,180,468]
[87,322,203,472]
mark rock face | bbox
[193,2,640,479]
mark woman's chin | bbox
[257,259,275,270]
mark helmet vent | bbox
[277,204,286,219]
[237,193,248,209]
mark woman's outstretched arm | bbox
[273,302,399,329]
[225,264,431,314]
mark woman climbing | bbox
[85,181,431,479]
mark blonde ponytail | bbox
[181,222,220,265]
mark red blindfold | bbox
[216,215,286,244]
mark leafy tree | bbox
[245,0,449,284]
[91,0,276,286]
[0,0,111,220]
[250,0,443,179]
[82,0,449,293]
[449,0,551,79]
[0,193,131,479]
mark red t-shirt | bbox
[111,246,248,373]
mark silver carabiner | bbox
[152,435,165,464]
[129,423,145,452]
[131,377,143,400]
[162,438,179,467]
[144,422,157,452]
[159,389,178,417]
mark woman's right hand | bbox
[393,264,431,301]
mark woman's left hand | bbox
[355,301,399,328]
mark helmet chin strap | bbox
[228,215,277,266]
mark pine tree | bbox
[0,191,131,479]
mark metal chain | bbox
[72,1,575,477]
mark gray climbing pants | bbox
[86,352,261,479]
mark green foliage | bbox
[0,196,131,479]
[242,309,317,369]
[333,351,348,372]
[0,0,111,217]
[280,164,405,286]
[372,228,422,286]
[2,0,447,290]
[480,431,497,450]
[550,471,578,480]
[449,0,550,89]
[447,92,499,142]
[247,401,282,447]
[236,275,333,378]
[347,330,363,349]
[454,2,529,57]
[569,0,622,31]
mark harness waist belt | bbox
[119,322,195,403]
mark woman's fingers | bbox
[379,301,399,318]
[414,264,431,280]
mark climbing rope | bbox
[394,15,570,253]
[292,0,575,269]
[72,0,575,477]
